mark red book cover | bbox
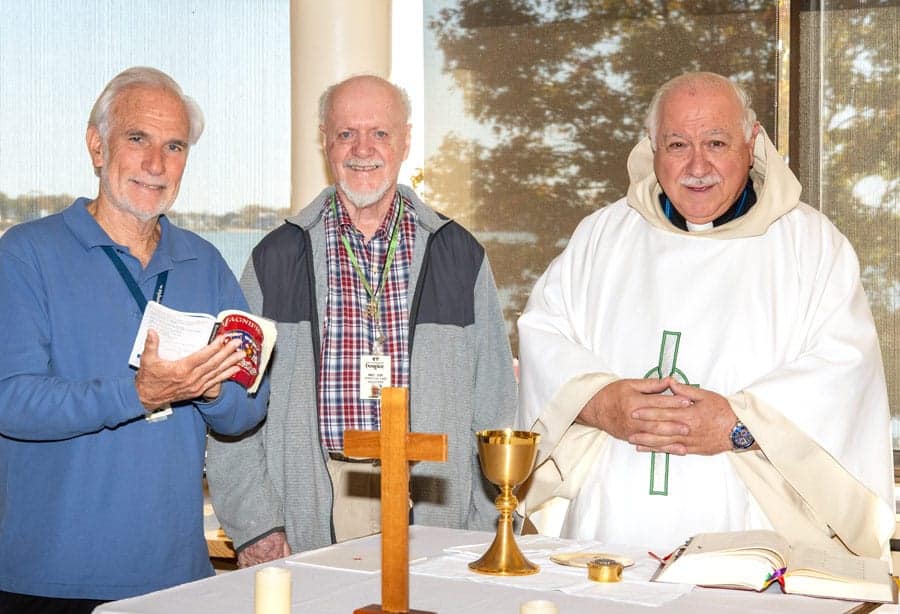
[216,313,264,389]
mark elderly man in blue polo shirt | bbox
[0,67,268,613]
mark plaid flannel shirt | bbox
[318,193,415,451]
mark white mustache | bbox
[680,174,722,188]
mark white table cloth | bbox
[95,526,896,613]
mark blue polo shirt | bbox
[0,198,268,599]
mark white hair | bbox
[644,72,757,149]
[89,66,204,146]
[318,75,412,126]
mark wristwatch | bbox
[730,420,755,450]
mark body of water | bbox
[195,228,269,279]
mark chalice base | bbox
[468,523,540,576]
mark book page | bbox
[129,301,217,367]
[786,547,893,602]
[655,530,895,603]
[654,530,788,591]
[684,530,788,567]
[789,545,891,583]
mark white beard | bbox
[100,170,174,222]
[338,178,393,209]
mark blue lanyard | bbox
[101,246,168,312]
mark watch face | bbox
[731,423,754,450]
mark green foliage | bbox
[0,191,73,228]
[796,7,900,415]
[167,204,290,232]
[0,193,288,234]
[427,1,899,415]
[428,1,777,349]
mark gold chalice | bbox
[469,429,540,575]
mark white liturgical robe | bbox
[516,130,894,562]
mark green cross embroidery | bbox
[643,330,695,496]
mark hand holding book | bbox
[134,329,246,411]
[130,301,277,396]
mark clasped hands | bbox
[576,376,735,456]
[134,330,247,411]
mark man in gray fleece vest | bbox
[206,75,517,567]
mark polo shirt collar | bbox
[63,197,199,278]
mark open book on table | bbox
[129,300,276,394]
[652,530,896,604]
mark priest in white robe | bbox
[516,72,894,562]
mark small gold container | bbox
[587,557,623,583]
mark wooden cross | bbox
[343,387,447,614]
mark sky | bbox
[0,0,291,214]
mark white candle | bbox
[255,566,291,614]
[520,599,559,614]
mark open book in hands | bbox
[129,300,276,394]
[652,530,896,604]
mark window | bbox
[791,1,900,444]
[4,2,896,440]
[0,1,290,276]
[422,1,779,350]
[420,0,898,444]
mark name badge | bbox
[360,354,391,400]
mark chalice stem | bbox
[468,486,539,575]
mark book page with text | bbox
[654,531,788,590]
[685,530,789,569]
[128,301,217,366]
[786,547,893,602]
[789,546,890,582]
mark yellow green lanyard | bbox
[330,193,405,322]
